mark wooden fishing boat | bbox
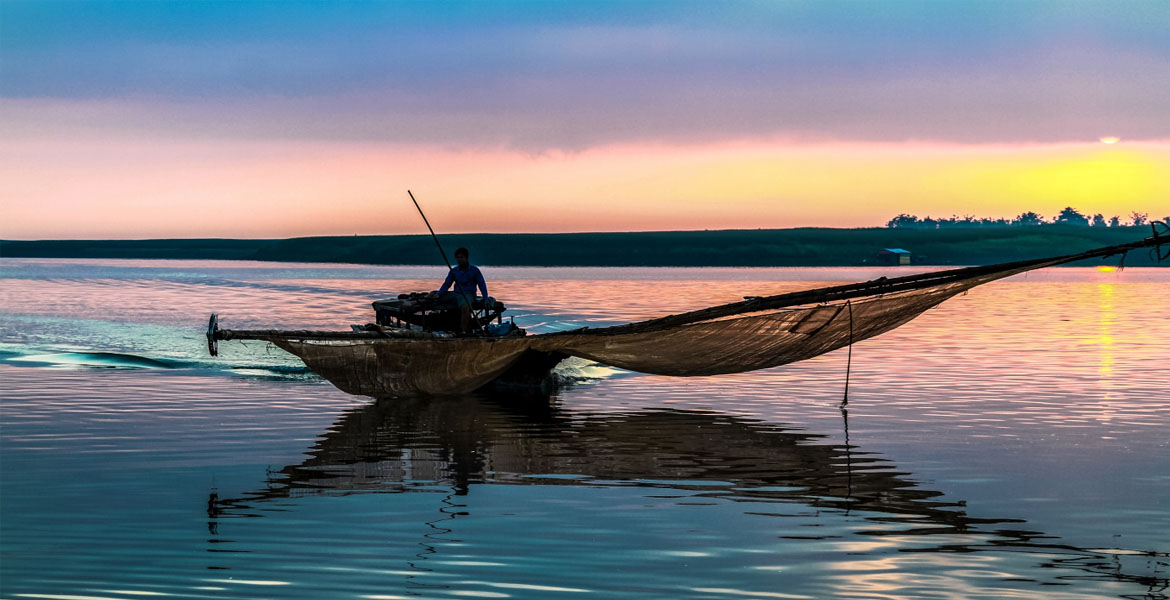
[207,229,1166,397]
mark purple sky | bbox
[4,1,1168,150]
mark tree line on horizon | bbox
[887,207,1165,229]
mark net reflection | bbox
[212,394,1168,596]
[223,395,969,527]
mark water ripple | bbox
[2,260,1168,600]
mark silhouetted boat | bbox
[207,230,1166,396]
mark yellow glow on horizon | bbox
[2,135,1168,238]
[1097,266,1117,272]
[918,146,1168,216]
[1100,136,1120,144]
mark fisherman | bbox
[435,247,489,334]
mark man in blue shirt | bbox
[436,247,488,334]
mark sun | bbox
[1099,136,1120,144]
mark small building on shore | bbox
[877,248,912,266]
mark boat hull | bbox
[272,337,537,396]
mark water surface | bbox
[1,258,1167,599]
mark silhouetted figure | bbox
[435,247,488,334]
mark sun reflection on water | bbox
[1095,282,1117,424]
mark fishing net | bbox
[267,260,1048,395]
[218,228,1167,396]
[529,267,1023,376]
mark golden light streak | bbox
[1097,282,1116,380]
[1093,283,1119,428]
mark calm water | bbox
[1,258,1167,599]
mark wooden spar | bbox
[552,230,1167,337]
[218,329,384,341]
[214,327,454,343]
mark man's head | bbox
[454,247,469,268]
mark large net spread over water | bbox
[234,231,1168,396]
[533,273,997,377]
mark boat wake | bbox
[0,347,315,380]
[0,347,628,393]
[7,351,175,369]
[552,356,633,382]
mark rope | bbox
[841,300,854,409]
[841,405,852,514]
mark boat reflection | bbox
[221,395,975,529]
[212,393,1167,596]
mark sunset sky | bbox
[2,1,1168,239]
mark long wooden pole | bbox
[408,190,455,274]
[407,190,482,331]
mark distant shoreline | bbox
[1,226,1161,267]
